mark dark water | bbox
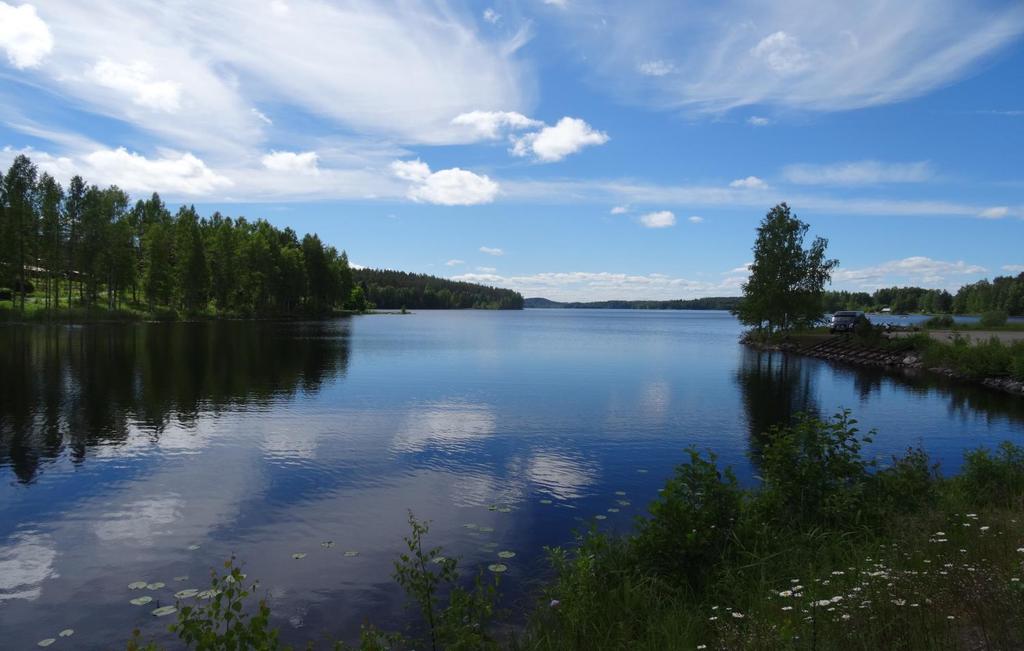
[1,310,1023,648]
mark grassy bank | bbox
[123,412,1024,650]
[0,299,365,323]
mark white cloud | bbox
[729,176,768,189]
[747,116,770,126]
[479,246,504,256]
[727,263,752,274]
[251,108,272,125]
[451,270,745,302]
[543,0,567,6]
[390,158,498,205]
[638,60,674,76]
[978,206,1009,219]
[610,205,629,214]
[0,2,53,69]
[82,147,233,195]
[451,110,542,140]
[261,150,319,175]
[511,116,609,162]
[476,266,497,273]
[1002,265,1024,274]
[751,31,812,75]
[554,2,1024,114]
[833,256,987,290]
[639,210,675,228]
[6,0,530,156]
[88,58,182,112]
[688,215,704,223]
[783,160,933,186]
[445,259,465,266]
[483,8,500,24]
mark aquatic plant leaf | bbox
[497,506,512,513]
[320,541,335,549]
[58,630,74,638]
[431,556,447,564]
[497,551,516,559]
[145,582,164,590]
[197,589,220,600]
[174,589,199,599]
[594,515,607,520]
[539,499,553,505]
[478,526,495,533]
[128,581,147,590]
[37,638,56,647]
[291,553,306,560]
[614,491,627,496]
[617,500,631,506]
[130,596,153,606]
[607,508,620,513]
[187,544,201,551]
[487,563,508,573]
[152,605,177,617]
[463,523,478,529]
[343,550,359,557]
[173,576,188,582]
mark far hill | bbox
[353,268,523,310]
[524,297,742,310]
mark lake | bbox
[2,310,1023,648]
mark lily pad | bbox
[497,550,516,559]
[431,556,448,564]
[487,563,508,573]
[174,589,199,599]
[616,500,631,507]
[291,553,306,560]
[487,505,498,511]
[463,523,478,530]
[539,499,553,505]
[321,541,335,549]
[130,596,153,606]
[173,576,188,582]
[128,581,148,590]
[146,582,165,590]
[614,491,627,496]
[187,544,201,551]
[594,515,608,520]
[58,630,74,638]
[478,526,495,533]
[343,550,359,557]
[197,589,220,600]
[152,605,178,617]
[497,506,512,513]
[37,639,56,647]
[607,508,620,513]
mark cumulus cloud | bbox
[451,110,542,140]
[978,206,1009,219]
[638,60,674,76]
[688,215,704,223]
[0,2,53,69]
[639,210,675,228]
[833,256,987,289]
[553,2,1024,114]
[511,116,609,162]
[390,159,498,206]
[88,58,182,112]
[483,8,500,24]
[783,160,933,186]
[729,176,768,190]
[83,147,233,195]
[445,259,465,266]
[261,150,319,175]
[610,205,629,214]
[479,246,504,256]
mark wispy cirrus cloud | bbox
[783,160,933,186]
[833,256,987,290]
[451,270,746,301]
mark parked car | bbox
[830,311,865,333]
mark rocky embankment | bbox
[742,333,1024,397]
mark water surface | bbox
[1,310,1022,647]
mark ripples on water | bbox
[1,311,1023,647]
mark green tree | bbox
[173,206,209,313]
[1,155,39,310]
[38,173,64,309]
[736,203,837,333]
[143,222,174,310]
[63,176,86,306]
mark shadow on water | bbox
[0,320,351,484]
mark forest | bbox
[0,155,521,317]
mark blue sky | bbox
[1,0,1022,300]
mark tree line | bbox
[824,276,1024,316]
[353,268,523,310]
[0,154,522,317]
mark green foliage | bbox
[354,268,523,310]
[923,314,955,328]
[736,203,838,333]
[918,335,1024,379]
[958,442,1024,508]
[633,449,741,588]
[980,309,1009,327]
[392,512,498,651]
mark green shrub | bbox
[869,447,939,515]
[958,442,1024,508]
[980,309,1009,327]
[757,410,875,528]
[923,314,955,329]
[633,449,742,588]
